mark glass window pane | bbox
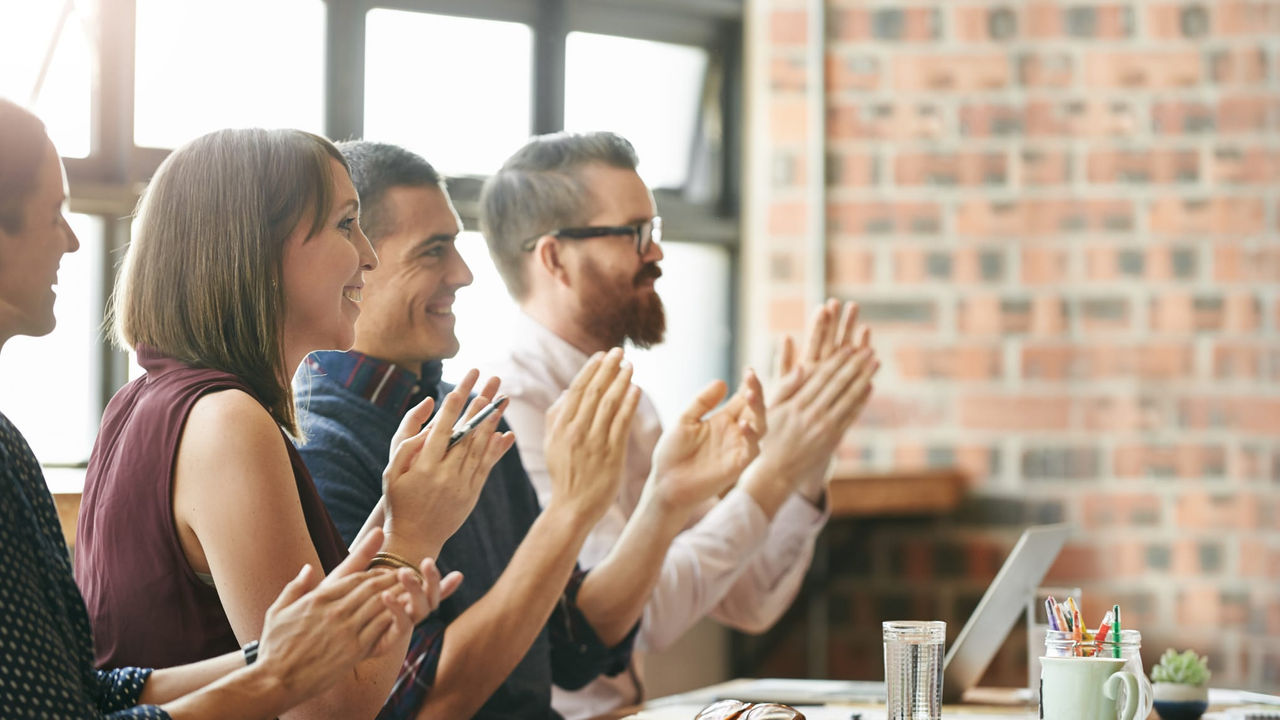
[0,1,95,158]
[365,10,532,177]
[565,33,708,191]
[446,235,732,431]
[0,214,103,467]
[628,242,731,426]
[445,231,521,382]
[134,0,325,148]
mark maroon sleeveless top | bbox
[74,346,348,670]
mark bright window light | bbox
[134,0,325,148]
[444,231,522,382]
[0,214,103,467]
[364,10,532,177]
[627,241,732,426]
[565,32,708,191]
[0,0,95,158]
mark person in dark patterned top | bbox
[0,98,439,719]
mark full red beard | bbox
[577,260,666,349]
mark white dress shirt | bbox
[484,312,828,720]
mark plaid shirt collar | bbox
[302,350,443,416]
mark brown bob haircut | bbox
[111,128,348,436]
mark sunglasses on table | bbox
[519,216,663,256]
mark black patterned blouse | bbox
[0,412,170,718]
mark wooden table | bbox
[597,681,1219,719]
[592,680,1034,719]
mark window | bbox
[445,230,522,381]
[133,0,326,148]
[628,241,732,425]
[12,0,741,491]
[0,214,103,467]
[0,0,95,157]
[364,10,532,177]
[564,32,709,191]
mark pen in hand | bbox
[447,395,508,449]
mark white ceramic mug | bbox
[1040,656,1139,720]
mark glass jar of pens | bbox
[1042,598,1153,720]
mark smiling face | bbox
[561,163,665,349]
[351,184,474,370]
[280,157,377,360]
[0,139,80,345]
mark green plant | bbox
[1151,649,1211,686]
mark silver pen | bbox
[447,395,508,449]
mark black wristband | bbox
[242,639,260,666]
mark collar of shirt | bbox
[302,350,442,416]
[507,311,596,393]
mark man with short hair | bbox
[295,141,766,720]
[480,131,879,719]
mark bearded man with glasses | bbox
[480,132,879,720]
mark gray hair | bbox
[479,131,638,300]
[336,140,443,244]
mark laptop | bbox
[664,523,1072,707]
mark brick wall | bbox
[743,0,1279,691]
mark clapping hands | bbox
[381,369,515,561]
[543,347,642,524]
[650,368,766,514]
[759,299,878,502]
[253,527,459,703]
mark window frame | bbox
[48,0,743,473]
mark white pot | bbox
[1153,682,1208,703]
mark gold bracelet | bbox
[368,552,426,586]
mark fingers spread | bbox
[387,398,434,474]
[587,361,634,441]
[271,563,318,611]
[822,298,842,357]
[608,385,642,449]
[422,374,478,457]
[475,376,502,409]
[777,335,796,377]
[571,348,623,429]
[793,345,857,408]
[810,348,873,410]
[857,325,872,350]
[455,397,506,482]
[555,351,606,431]
[738,369,767,437]
[439,570,464,601]
[455,393,492,431]
[835,301,860,348]
[481,431,517,472]
[768,364,807,408]
[681,379,729,425]
[803,303,833,365]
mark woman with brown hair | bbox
[73,126,512,718]
[0,98,434,718]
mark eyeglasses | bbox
[520,216,662,256]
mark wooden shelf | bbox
[827,466,967,517]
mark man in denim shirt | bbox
[296,141,765,720]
